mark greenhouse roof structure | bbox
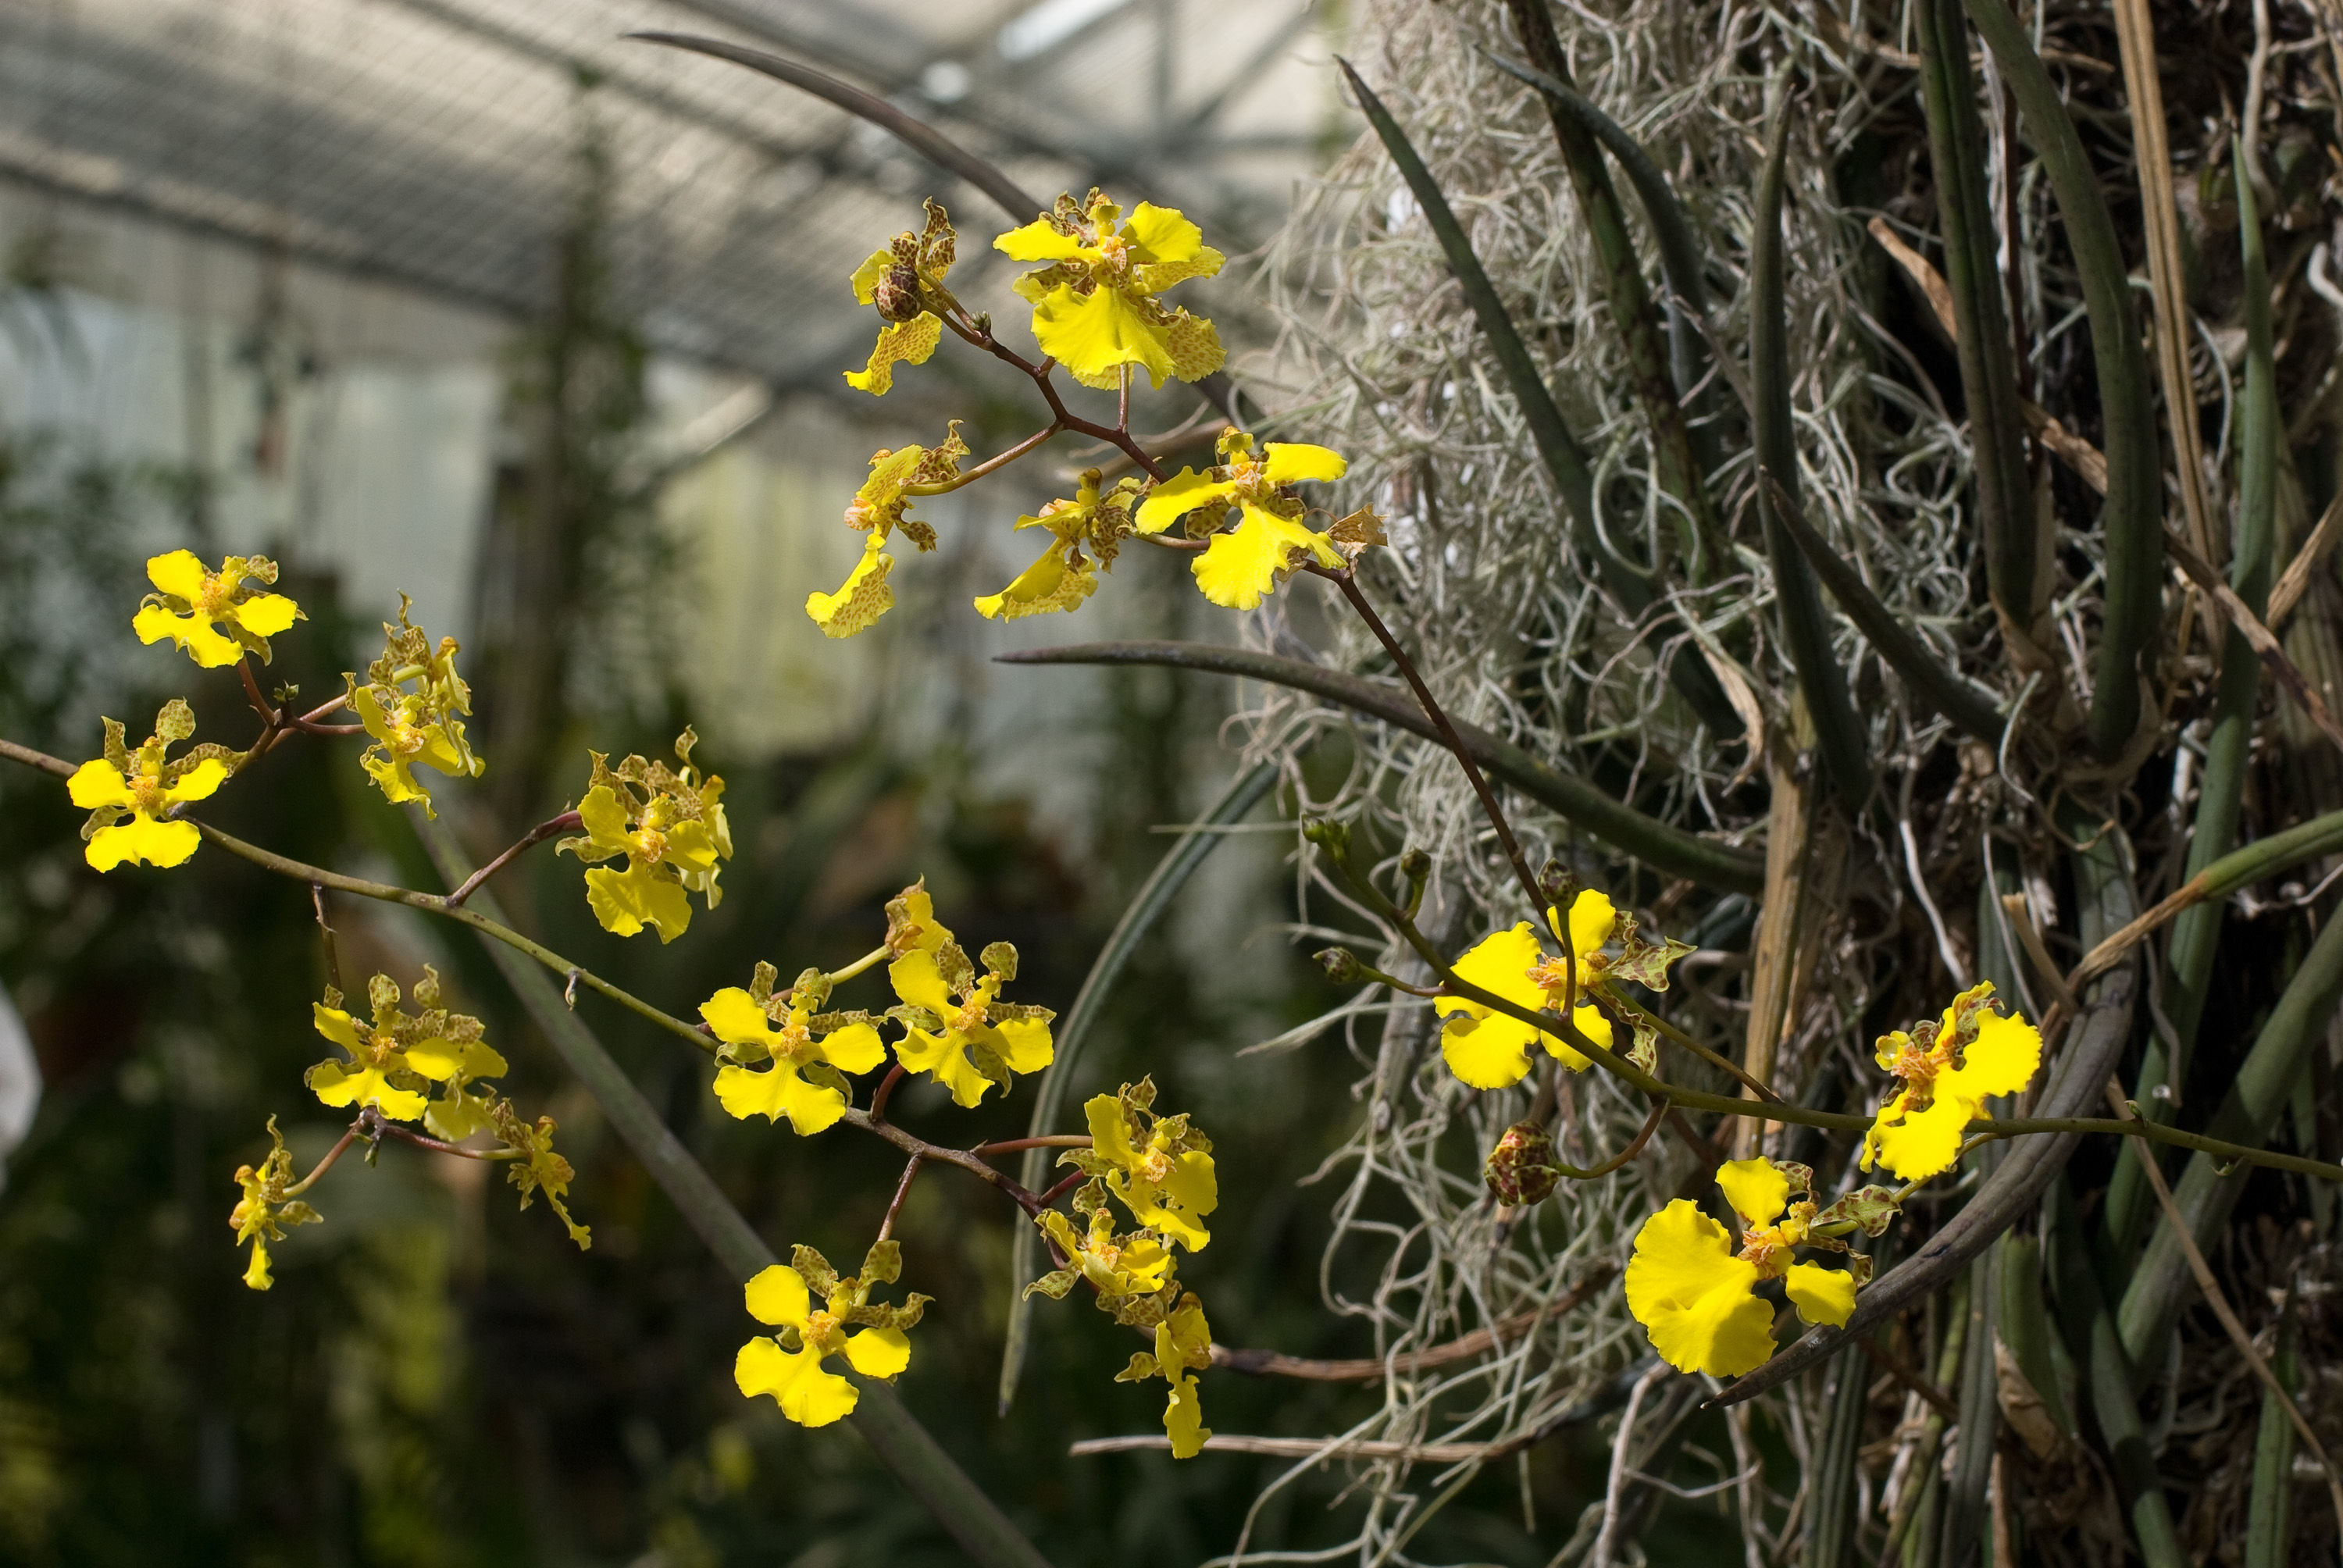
[0,0,1336,388]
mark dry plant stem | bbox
[281,1125,358,1197]
[2165,526,2343,755]
[877,1153,924,1245]
[2112,0,2218,566]
[943,312,1173,488]
[376,1118,521,1161]
[1332,572,1554,926]
[1211,1264,1617,1380]
[906,420,1064,495]
[2105,1081,2343,1538]
[2000,892,2083,1013]
[237,657,363,761]
[2270,489,2343,629]
[970,1136,1091,1156]
[444,811,583,907]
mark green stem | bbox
[2117,903,2343,1370]
[1492,3,1728,579]
[2245,1300,2300,1568]
[2107,138,2282,1254]
[1752,96,1871,803]
[996,641,1764,892]
[412,817,1057,1568]
[1763,473,2008,743]
[1916,0,2038,630]
[1965,0,2162,756]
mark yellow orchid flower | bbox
[706,965,886,1136]
[884,911,1054,1108]
[1624,1157,1871,1377]
[736,1242,928,1428]
[132,549,303,668]
[305,969,503,1125]
[1133,431,1351,610]
[66,700,232,872]
[1065,1078,1218,1251]
[809,425,968,638]
[1432,889,1620,1089]
[490,1097,590,1248]
[974,469,1142,622]
[994,189,1225,390]
[845,199,956,395]
[346,598,484,818]
[227,1117,321,1291]
[1113,1290,1214,1459]
[557,732,730,942]
[1026,1204,1176,1303]
[1862,982,2043,1181]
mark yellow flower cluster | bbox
[345,597,483,819]
[1625,1156,1878,1377]
[701,882,1055,1137]
[558,730,732,943]
[818,198,1377,636]
[291,968,588,1260]
[736,1242,929,1427]
[1027,1079,1220,1455]
[227,1117,321,1291]
[1863,981,2042,1181]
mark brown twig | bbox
[970,1135,1092,1157]
[2269,486,2343,630]
[2164,526,2343,757]
[868,1064,906,1124]
[375,1118,521,1161]
[877,1152,925,1244]
[281,1124,360,1197]
[444,811,583,907]
[1332,572,1551,922]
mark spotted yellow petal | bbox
[1624,1199,1775,1377]
[583,862,693,943]
[975,540,1095,621]
[806,536,893,639]
[1031,283,1173,387]
[1133,467,1233,535]
[844,314,942,396]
